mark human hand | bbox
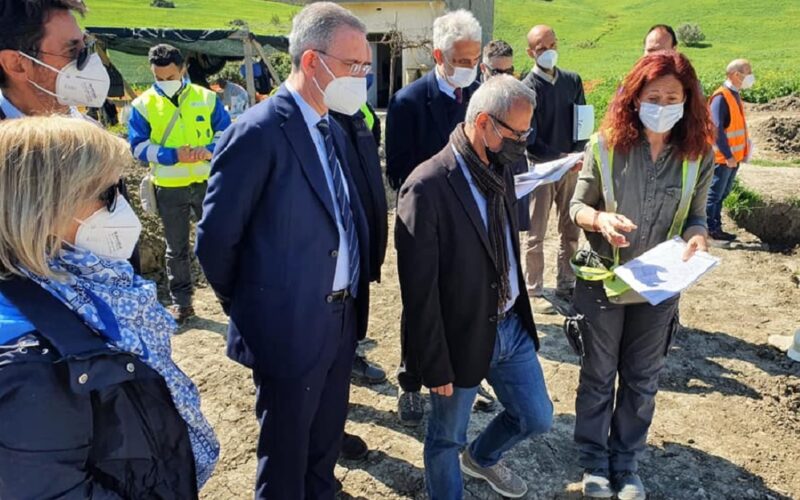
[596,212,637,248]
[430,383,453,397]
[177,146,195,163]
[571,159,584,173]
[726,157,737,168]
[193,147,213,161]
[682,233,709,261]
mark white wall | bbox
[344,1,447,85]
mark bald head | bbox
[526,24,557,67]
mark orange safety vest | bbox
[710,86,750,164]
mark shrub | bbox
[150,0,175,8]
[270,14,281,26]
[676,23,706,47]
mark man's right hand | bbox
[177,146,197,163]
[726,157,738,168]
[430,383,453,397]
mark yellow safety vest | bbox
[360,103,375,131]
[571,133,702,299]
[132,84,218,188]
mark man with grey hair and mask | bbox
[396,75,553,499]
[386,8,482,427]
[196,2,371,498]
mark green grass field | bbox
[83,0,800,109]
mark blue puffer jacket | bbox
[0,278,198,500]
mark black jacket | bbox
[331,106,388,282]
[385,70,479,189]
[395,146,538,389]
[0,278,197,500]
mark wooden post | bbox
[250,39,283,86]
[241,31,257,106]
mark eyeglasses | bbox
[35,38,96,71]
[315,50,372,77]
[98,179,123,213]
[490,115,533,141]
[486,66,515,76]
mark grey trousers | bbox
[155,182,207,307]
[572,278,679,472]
[524,169,580,296]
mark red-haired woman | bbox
[569,51,715,499]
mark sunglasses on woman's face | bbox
[98,179,123,213]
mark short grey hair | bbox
[726,58,751,76]
[433,9,482,55]
[466,75,537,124]
[288,2,366,67]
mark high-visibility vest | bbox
[710,86,750,164]
[360,102,375,131]
[132,84,218,188]
[571,133,702,299]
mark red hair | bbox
[601,51,714,160]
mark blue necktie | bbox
[316,119,360,297]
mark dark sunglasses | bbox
[98,179,123,213]
[488,66,515,76]
[490,115,533,141]
[35,38,96,71]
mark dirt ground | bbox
[159,101,800,500]
[168,207,799,500]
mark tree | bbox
[676,23,706,47]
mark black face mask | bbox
[484,124,528,167]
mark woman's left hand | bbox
[682,232,709,261]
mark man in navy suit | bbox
[196,3,371,498]
[385,9,482,427]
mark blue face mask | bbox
[366,73,375,90]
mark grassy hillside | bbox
[83,0,800,110]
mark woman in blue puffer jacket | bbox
[0,116,218,499]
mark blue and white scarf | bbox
[23,247,219,488]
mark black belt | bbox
[325,289,351,304]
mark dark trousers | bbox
[572,279,679,472]
[706,163,739,232]
[253,297,357,499]
[155,182,206,307]
[397,314,423,392]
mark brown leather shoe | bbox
[168,305,195,324]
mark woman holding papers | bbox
[567,51,715,500]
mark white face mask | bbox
[444,61,478,88]
[313,57,367,115]
[639,101,685,133]
[536,49,558,70]
[156,79,184,98]
[75,196,142,261]
[19,52,110,108]
[741,74,756,90]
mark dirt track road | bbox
[172,210,800,500]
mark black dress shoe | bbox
[340,432,369,461]
[709,229,736,241]
[351,354,387,384]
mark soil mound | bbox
[756,117,800,156]
[753,94,800,113]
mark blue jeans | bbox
[706,164,739,232]
[423,313,553,500]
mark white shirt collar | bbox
[723,79,740,93]
[285,80,327,132]
[434,66,457,100]
[533,65,558,85]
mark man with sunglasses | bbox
[480,40,515,83]
[129,44,231,324]
[0,0,145,273]
[522,24,587,315]
[396,75,552,499]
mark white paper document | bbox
[613,237,720,306]
[573,104,595,141]
[514,153,583,199]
